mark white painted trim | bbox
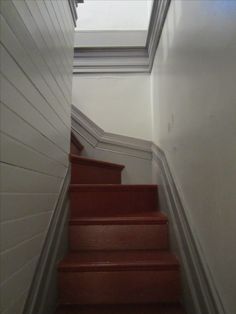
[73,0,171,74]
[72,105,152,160]
[68,0,78,27]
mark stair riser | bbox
[69,224,168,250]
[70,190,158,216]
[71,164,122,184]
[59,270,181,304]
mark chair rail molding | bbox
[73,0,171,74]
[71,105,152,160]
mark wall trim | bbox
[71,105,152,160]
[152,144,226,314]
[68,0,78,27]
[73,0,171,74]
[147,0,171,71]
[23,168,71,314]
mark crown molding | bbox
[73,0,171,74]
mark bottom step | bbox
[58,251,180,305]
[56,303,186,314]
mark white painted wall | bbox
[0,1,74,313]
[74,30,147,47]
[72,74,152,140]
[76,0,153,31]
[151,1,236,313]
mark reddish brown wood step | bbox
[58,251,181,305]
[69,212,169,251]
[59,251,179,272]
[56,303,186,314]
[70,154,124,184]
[70,184,159,217]
[69,210,168,223]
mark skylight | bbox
[75,0,153,31]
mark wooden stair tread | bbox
[59,136,184,308]
[58,251,179,272]
[69,211,168,225]
[70,184,158,192]
[70,154,125,170]
[56,303,186,314]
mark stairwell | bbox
[55,135,186,314]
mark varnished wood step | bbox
[58,251,179,272]
[56,303,186,314]
[70,184,159,216]
[70,155,124,184]
[70,155,124,170]
[58,251,181,304]
[69,212,168,251]
[69,211,168,224]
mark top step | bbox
[71,154,125,184]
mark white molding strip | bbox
[68,0,78,27]
[23,168,71,314]
[71,105,152,160]
[73,0,171,74]
[152,144,226,314]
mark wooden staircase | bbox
[55,134,186,314]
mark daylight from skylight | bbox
[75,0,153,31]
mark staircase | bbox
[55,134,186,314]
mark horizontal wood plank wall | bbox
[0,1,74,313]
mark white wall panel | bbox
[0,1,74,312]
[151,1,236,313]
[1,133,67,178]
[1,232,46,283]
[0,104,68,166]
[1,0,71,118]
[0,257,38,313]
[0,194,57,223]
[0,163,62,194]
[1,77,69,154]
[1,212,51,252]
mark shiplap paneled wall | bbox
[0,1,75,313]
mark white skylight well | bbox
[75,0,154,47]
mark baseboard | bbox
[152,144,226,314]
[23,167,71,314]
